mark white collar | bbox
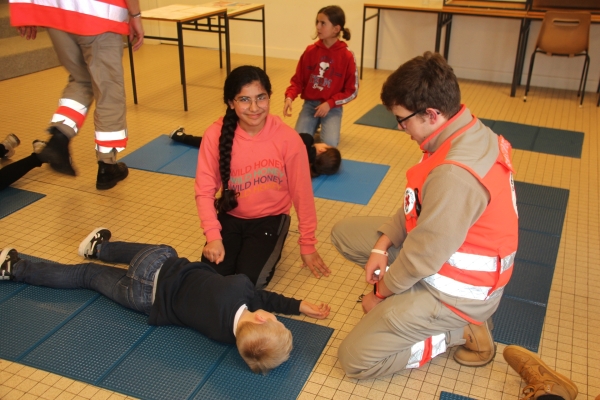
[233,304,248,337]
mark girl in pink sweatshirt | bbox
[195,66,330,289]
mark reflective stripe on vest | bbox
[405,333,446,369]
[10,0,128,24]
[95,129,127,152]
[424,251,515,300]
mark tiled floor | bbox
[1,43,599,400]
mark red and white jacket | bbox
[285,39,358,109]
[9,0,130,36]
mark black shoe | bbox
[169,126,186,143]
[96,161,129,190]
[38,128,76,176]
[0,247,20,280]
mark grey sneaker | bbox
[1,133,21,159]
[78,228,111,259]
[32,140,47,154]
[1,247,20,280]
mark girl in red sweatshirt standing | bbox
[283,6,358,147]
[195,66,331,290]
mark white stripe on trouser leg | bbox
[95,130,127,141]
[58,98,88,115]
[51,115,79,133]
[96,145,125,153]
[431,333,447,358]
[405,333,447,369]
[96,130,127,153]
[405,341,425,369]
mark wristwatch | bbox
[373,282,386,300]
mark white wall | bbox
[139,0,600,92]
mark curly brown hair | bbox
[380,51,461,118]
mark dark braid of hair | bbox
[215,107,239,213]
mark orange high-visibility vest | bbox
[10,0,129,36]
[404,116,518,321]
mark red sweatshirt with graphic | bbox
[195,115,318,254]
[285,39,358,109]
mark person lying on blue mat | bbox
[0,227,331,374]
[169,126,342,178]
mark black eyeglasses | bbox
[395,110,424,128]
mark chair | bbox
[523,10,591,106]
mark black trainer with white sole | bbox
[78,228,112,259]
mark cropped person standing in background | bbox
[9,0,144,190]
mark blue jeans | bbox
[294,100,343,147]
[11,242,178,315]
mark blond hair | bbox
[236,320,293,374]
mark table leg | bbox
[360,6,367,79]
[262,8,266,72]
[443,17,452,60]
[225,15,231,74]
[218,15,223,69]
[510,18,531,98]
[436,13,452,60]
[177,22,188,111]
[127,38,138,105]
[374,9,381,70]
[435,13,443,52]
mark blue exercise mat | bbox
[440,391,476,400]
[122,135,390,205]
[354,104,398,130]
[312,160,389,205]
[491,181,569,352]
[355,105,584,158]
[120,135,197,178]
[0,256,334,400]
[0,187,45,219]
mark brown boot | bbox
[503,345,577,400]
[453,319,495,366]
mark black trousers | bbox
[201,213,291,289]
[0,153,43,191]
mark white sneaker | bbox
[78,228,112,258]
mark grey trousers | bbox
[331,216,467,379]
[48,28,126,163]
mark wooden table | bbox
[360,1,600,98]
[128,2,266,111]
[359,0,530,96]
[360,1,443,80]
